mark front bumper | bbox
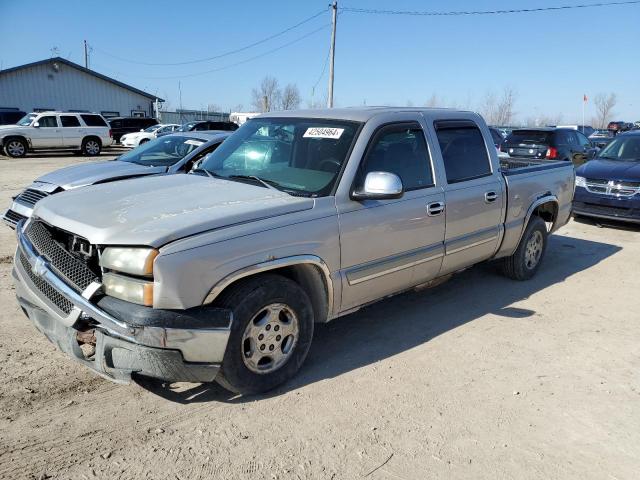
[573,187,640,224]
[12,221,232,383]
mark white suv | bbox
[0,112,113,158]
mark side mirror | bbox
[140,129,144,132]
[33,122,40,128]
[351,171,403,201]
[588,149,598,159]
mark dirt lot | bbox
[0,153,639,480]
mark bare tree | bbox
[594,93,617,128]
[230,103,244,113]
[425,94,442,108]
[280,84,301,110]
[207,103,221,113]
[481,87,517,125]
[251,76,281,112]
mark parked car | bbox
[589,129,616,149]
[11,107,574,392]
[556,125,595,137]
[573,130,640,224]
[488,127,505,147]
[607,121,631,135]
[0,112,112,158]
[0,108,27,125]
[120,124,181,148]
[3,132,231,227]
[158,120,239,136]
[108,117,159,143]
[501,127,597,166]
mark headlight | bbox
[103,273,153,306]
[100,247,158,276]
[575,176,587,188]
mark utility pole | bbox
[327,1,337,108]
[84,40,89,69]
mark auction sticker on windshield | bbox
[184,140,205,146]
[303,127,344,139]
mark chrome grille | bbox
[19,252,73,315]
[3,209,26,226]
[26,221,99,292]
[15,189,50,207]
[585,178,640,197]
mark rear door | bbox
[60,115,82,148]
[432,119,504,275]
[30,115,63,148]
[337,118,446,311]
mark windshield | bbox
[117,135,205,167]
[179,122,197,132]
[198,117,361,196]
[17,114,37,126]
[506,130,552,145]
[597,135,640,161]
[143,125,161,133]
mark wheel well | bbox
[82,135,102,146]
[3,135,28,146]
[213,264,331,323]
[531,200,558,231]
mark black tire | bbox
[502,216,548,281]
[82,137,102,156]
[215,274,314,395]
[4,137,27,158]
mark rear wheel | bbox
[5,138,27,158]
[82,138,101,156]
[502,216,548,280]
[215,274,314,395]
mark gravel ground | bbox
[0,153,639,480]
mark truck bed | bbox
[500,157,573,175]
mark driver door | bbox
[31,115,63,148]
[337,120,446,311]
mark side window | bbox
[60,115,81,127]
[359,123,433,191]
[434,120,492,184]
[37,116,58,128]
[81,114,107,127]
[576,132,591,147]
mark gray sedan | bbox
[3,131,231,227]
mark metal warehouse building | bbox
[0,57,162,118]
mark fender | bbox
[517,194,559,245]
[203,254,335,319]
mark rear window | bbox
[506,130,552,145]
[81,114,107,127]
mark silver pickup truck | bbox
[12,107,574,394]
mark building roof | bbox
[0,57,163,102]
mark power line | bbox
[92,9,326,66]
[92,23,330,80]
[341,0,640,16]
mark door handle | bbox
[484,191,498,203]
[427,201,445,216]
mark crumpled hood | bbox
[35,160,165,190]
[33,174,314,247]
[577,159,640,182]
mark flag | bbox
[583,94,588,103]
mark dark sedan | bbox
[158,120,238,137]
[502,127,597,166]
[573,131,640,224]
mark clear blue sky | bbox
[1,0,638,122]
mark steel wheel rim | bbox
[7,141,24,156]
[524,230,543,269]
[241,303,299,374]
[86,141,100,155]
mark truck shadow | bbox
[137,234,621,404]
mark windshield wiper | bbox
[191,168,222,179]
[228,174,281,191]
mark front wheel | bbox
[215,274,314,395]
[502,216,548,281]
[82,138,101,156]
[5,138,27,158]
